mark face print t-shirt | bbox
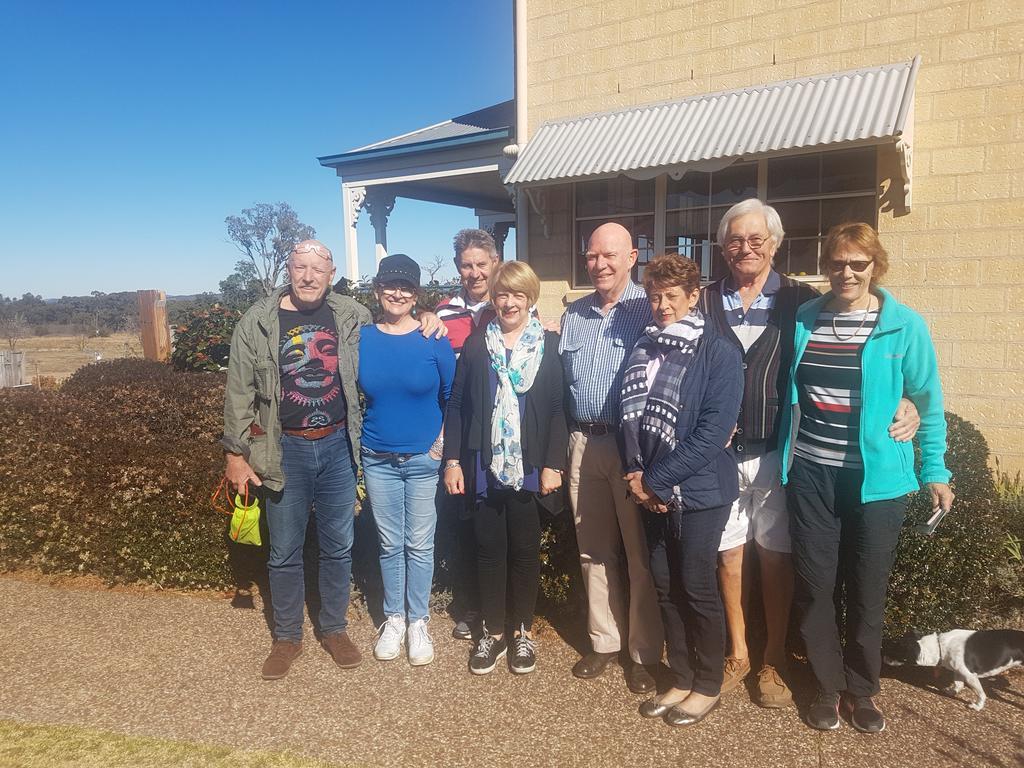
[278,301,348,430]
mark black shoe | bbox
[572,651,618,679]
[806,691,842,731]
[452,611,478,641]
[624,660,657,694]
[510,627,536,674]
[844,695,886,733]
[470,635,507,675]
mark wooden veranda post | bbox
[137,290,171,362]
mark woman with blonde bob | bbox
[443,261,568,675]
[779,223,954,733]
[622,253,743,727]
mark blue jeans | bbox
[362,449,441,622]
[265,430,356,642]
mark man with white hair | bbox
[222,239,444,680]
[698,200,919,708]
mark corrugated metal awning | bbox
[504,58,919,186]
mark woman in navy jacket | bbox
[622,254,743,727]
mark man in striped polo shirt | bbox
[699,199,919,709]
[561,222,663,693]
[435,229,499,640]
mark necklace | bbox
[831,296,875,342]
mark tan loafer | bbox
[755,664,793,708]
[720,656,750,694]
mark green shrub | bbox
[885,413,1006,634]
[170,305,240,372]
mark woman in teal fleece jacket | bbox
[778,223,954,735]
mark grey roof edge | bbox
[318,127,511,168]
[527,59,917,132]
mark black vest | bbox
[698,273,818,454]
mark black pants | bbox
[787,456,908,697]
[437,489,479,619]
[474,488,542,633]
[645,504,730,696]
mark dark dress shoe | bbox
[624,660,657,694]
[572,651,618,679]
[639,695,676,718]
[664,695,720,727]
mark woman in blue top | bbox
[359,253,456,667]
[778,223,954,734]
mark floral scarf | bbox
[486,316,545,490]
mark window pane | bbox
[785,239,819,277]
[767,153,819,198]
[575,176,655,218]
[821,195,877,232]
[666,170,710,211]
[773,200,819,239]
[710,162,757,206]
[821,147,876,193]
[666,209,714,281]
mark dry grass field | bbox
[15,332,143,383]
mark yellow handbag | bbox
[213,479,263,546]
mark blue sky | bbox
[0,1,513,298]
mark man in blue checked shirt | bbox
[560,222,663,694]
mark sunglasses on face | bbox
[827,260,873,273]
[379,283,416,297]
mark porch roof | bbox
[504,58,919,186]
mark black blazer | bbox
[443,330,569,506]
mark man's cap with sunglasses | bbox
[291,239,333,262]
[375,253,421,288]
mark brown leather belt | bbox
[574,421,613,437]
[283,420,347,440]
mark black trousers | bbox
[474,488,542,633]
[437,489,479,619]
[645,504,730,696]
[787,456,908,697]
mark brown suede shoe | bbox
[321,631,362,669]
[261,639,303,680]
[754,664,793,708]
[720,656,751,694]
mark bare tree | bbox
[0,311,27,349]
[424,254,446,284]
[225,203,316,296]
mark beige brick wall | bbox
[524,0,1024,471]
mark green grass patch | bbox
[0,720,340,768]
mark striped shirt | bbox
[794,309,879,468]
[560,281,652,425]
[721,270,781,352]
[435,291,496,357]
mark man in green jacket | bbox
[222,239,442,680]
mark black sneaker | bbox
[470,635,507,675]
[452,611,478,641]
[806,691,841,730]
[844,695,886,733]
[510,627,536,674]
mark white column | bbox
[341,183,366,283]
[365,191,396,266]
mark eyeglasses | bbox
[292,242,333,261]
[724,235,771,252]
[827,259,873,273]
[379,283,416,297]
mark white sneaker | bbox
[407,617,435,666]
[374,614,406,661]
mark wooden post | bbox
[0,351,26,388]
[137,290,171,362]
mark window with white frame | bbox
[571,146,878,288]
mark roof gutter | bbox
[317,127,511,168]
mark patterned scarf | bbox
[486,316,545,490]
[621,311,705,472]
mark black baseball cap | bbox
[375,253,420,287]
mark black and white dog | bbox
[883,629,1024,711]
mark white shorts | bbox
[718,450,791,554]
